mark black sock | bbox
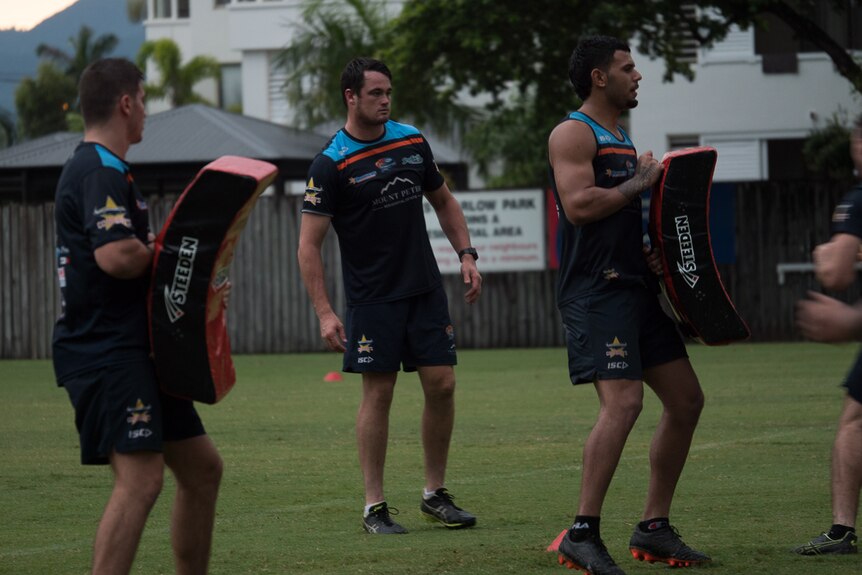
[827,524,855,539]
[569,515,600,541]
[638,517,669,533]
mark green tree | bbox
[0,107,17,149]
[136,39,221,107]
[36,25,119,86]
[279,0,862,186]
[389,0,862,185]
[15,62,77,139]
[274,0,391,128]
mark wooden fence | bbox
[0,180,858,359]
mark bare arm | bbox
[796,291,862,342]
[425,183,482,304]
[93,235,153,279]
[813,233,861,291]
[297,212,346,351]
[548,120,662,225]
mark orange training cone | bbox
[323,371,343,382]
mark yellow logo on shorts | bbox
[357,335,374,353]
[126,398,152,425]
[605,337,628,358]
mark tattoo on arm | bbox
[617,164,658,201]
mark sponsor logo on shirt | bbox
[375,157,395,173]
[401,154,423,165]
[349,171,377,186]
[94,196,132,231]
[304,177,323,205]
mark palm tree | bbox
[136,39,221,107]
[274,0,475,136]
[36,25,118,85]
[274,0,391,129]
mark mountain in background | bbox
[0,0,144,120]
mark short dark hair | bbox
[340,57,392,107]
[569,35,631,101]
[79,58,144,127]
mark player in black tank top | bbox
[548,36,710,573]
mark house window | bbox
[214,0,230,6]
[767,138,809,181]
[220,64,243,113]
[668,135,700,151]
[178,0,190,18]
[153,0,171,18]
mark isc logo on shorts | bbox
[357,356,374,364]
[607,361,629,370]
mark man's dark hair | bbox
[340,57,392,107]
[79,58,144,127]
[569,35,631,101]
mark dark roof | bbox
[0,104,330,169]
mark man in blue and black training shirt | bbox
[792,114,862,556]
[298,57,482,535]
[548,36,710,574]
[53,58,222,575]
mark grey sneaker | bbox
[557,532,626,575]
[362,502,407,534]
[793,531,858,555]
[629,525,711,567]
[420,488,476,529]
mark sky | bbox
[0,0,78,31]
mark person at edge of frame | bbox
[53,57,224,575]
[792,113,862,556]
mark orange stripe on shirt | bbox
[597,147,637,157]
[337,137,426,170]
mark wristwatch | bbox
[457,247,478,261]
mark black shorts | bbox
[343,286,457,373]
[843,350,862,404]
[62,359,205,465]
[560,285,688,385]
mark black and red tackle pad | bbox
[649,147,749,345]
[149,156,278,403]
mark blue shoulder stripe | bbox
[321,120,423,161]
[567,111,632,147]
[94,144,129,174]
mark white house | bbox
[143,1,860,185]
[630,10,860,183]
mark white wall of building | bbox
[630,26,859,181]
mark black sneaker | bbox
[362,502,407,534]
[557,532,626,575]
[793,531,858,555]
[420,488,477,529]
[629,525,710,567]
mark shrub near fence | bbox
[1,180,860,359]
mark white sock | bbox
[364,501,385,517]
[423,487,440,500]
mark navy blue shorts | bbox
[560,285,688,385]
[843,350,862,404]
[62,359,205,465]
[343,286,457,373]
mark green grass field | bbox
[1,343,861,574]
